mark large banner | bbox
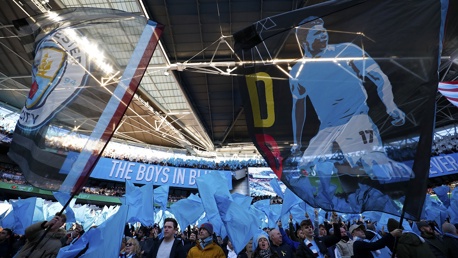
[61,152,233,189]
[8,8,163,195]
[234,0,448,219]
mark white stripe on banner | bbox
[60,21,159,194]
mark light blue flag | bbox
[170,193,204,229]
[269,178,284,198]
[125,181,155,225]
[421,195,448,230]
[44,201,62,221]
[196,172,232,237]
[315,176,337,210]
[93,210,106,227]
[253,199,280,228]
[433,185,450,208]
[82,208,97,230]
[53,191,76,226]
[269,204,282,228]
[73,204,88,224]
[11,197,36,234]
[231,193,253,210]
[289,204,307,224]
[447,187,458,224]
[57,226,95,258]
[0,208,9,222]
[280,188,303,219]
[153,184,170,211]
[32,198,45,224]
[58,205,128,258]
[347,184,400,215]
[362,211,382,224]
[0,200,10,217]
[378,213,412,231]
[280,212,293,231]
[215,194,259,254]
[1,208,14,230]
[250,205,267,229]
[411,221,421,235]
[81,205,127,257]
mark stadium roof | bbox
[0,0,457,160]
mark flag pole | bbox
[390,197,408,258]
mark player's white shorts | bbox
[300,114,382,167]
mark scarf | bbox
[304,239,319,257]
[199,236,213,249]
[258,248,272,258]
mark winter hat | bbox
[387,218,403,232]
[349,224,365,234]
[200,223,214,235]
[256,233,269,245]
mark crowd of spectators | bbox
[0,126,13,144]
[3,117,458,208]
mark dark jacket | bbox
[421,233,449,258]
[442,233,458,258]
[139,237,156,257]
[148,238,186,258]
[253,247,280,258]
[394,232,435,258]
[183,239,196,256]
[352,233,394,258]
[296,223,341,258]
[270,242,293,258]
[421,233,453,258]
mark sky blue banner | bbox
[61,152,232,189]
[403,153,458,178]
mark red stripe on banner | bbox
[438,87,458,92]
[71,24,164,195]
[444,96,458,102]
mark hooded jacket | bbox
[15,221,66,258]
[395,232,435,258]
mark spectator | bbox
[224,238,237,258]
[238,239,253,258]
[253,233,279,258]
[124,238,142,258]
[269,228,294,258]
[183,231,197,255]
[61,223,84,247]
[148,218,185,258]
[417,220,450,258]
[295,219,341,258]
[335,226,353,258]
[441,222,457,258]
[0,228,14,258]
[136,226,154,257]
[351,223,402,258]
[187,223,225,258]
[15,213,67,258]
[386,218,434,258]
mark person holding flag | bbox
[15,213,67,258]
